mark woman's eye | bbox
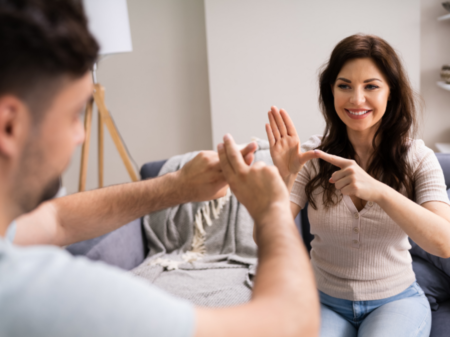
[366,84,379,90]
[338,84,350,89]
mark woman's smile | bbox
[345,108,373,120]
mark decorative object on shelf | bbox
[79,0,138,192]
[441,65,450,84]
[443,2,450,12]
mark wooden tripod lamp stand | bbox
[78,82,138,191]
[79,0,137,191]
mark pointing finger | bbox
[314,149,353,169]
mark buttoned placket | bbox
[343,196,375,249]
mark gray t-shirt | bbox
[0,231,195,336]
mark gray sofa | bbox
[67,154,450,336]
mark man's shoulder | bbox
[0,242,195,337]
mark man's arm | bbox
[14,145,257,246]
[195,134,319,337]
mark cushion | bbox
[66,218,146,271]
[431,300,450,337]
[410,239,450,280]
[412,256,450,310]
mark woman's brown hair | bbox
[305,34,417,209]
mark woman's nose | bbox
[349,88,366,105]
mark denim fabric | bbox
[320,282,431,337]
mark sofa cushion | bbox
[412,256,450,310]
[431,300,450,337]
[66,218,146,271]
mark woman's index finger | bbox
[315,150,352,169]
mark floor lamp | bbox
[79,0,137,191]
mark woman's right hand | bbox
[266,106,317,186]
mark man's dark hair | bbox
[0,0,99,119]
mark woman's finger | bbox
[330,167,353,183]
[279,109,298,137]
[315,150,353,169]
[266,123,276,147]
[268,110,280,140]
[271,106,288,137]
[333,175,353,190]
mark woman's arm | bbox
[316,150,450,258]
[376,190,450,258]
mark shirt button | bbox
[353,228,359,233]
[368,201,373,207]
[354,213,359,219]
[353,240,359,244]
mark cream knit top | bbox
[290,135,450,301]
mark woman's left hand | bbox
[315,150,385,202]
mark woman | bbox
[266,34,450,336]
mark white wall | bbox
[62,0,212,194]
[420,0,450,149]
[62,1,450,194]
[204,0,421,147]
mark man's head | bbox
[0,0,98,221]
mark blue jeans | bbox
[320,282,431,337]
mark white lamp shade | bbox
[82,0,133,56]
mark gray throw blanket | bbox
[132,140,272,307]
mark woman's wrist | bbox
[371,180,390,204]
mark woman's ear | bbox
[0,95,29,158]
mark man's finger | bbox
[223,134,247,173]
[314,149,352,169]
[244,152,254,166]
[240,141,257,158]
[217,143,234,177]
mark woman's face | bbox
[332,57,390,134]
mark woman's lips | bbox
[345,109,372,120]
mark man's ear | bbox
[0,95,29,158]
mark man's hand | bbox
[217,133,289,224]
[177,141,257,203]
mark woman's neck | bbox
[347,126,379,169]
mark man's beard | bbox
[38,176,61,204]
[13,137,63,215]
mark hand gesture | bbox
[315,150,384,202]
[266,106,317,183]
[178,142,257,202]
[217,134,289,224]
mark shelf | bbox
[437,81,450,91]
[438,13,450,21]
[436,143,450,153]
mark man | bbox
[0,1,319,336]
